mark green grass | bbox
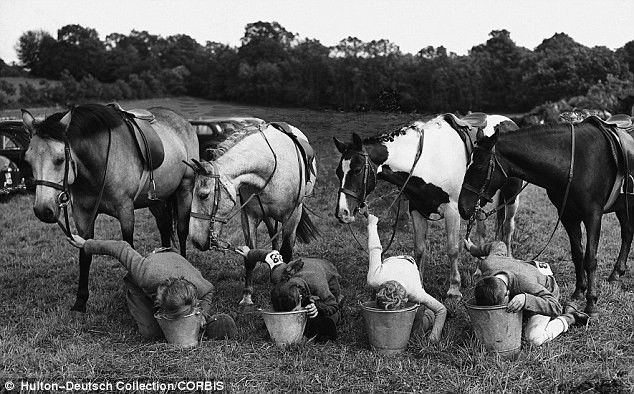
[1,98,633,393]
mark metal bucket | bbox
[261,309,307,346]
[155,309,203,348]
[360,301,419,355]
[465,301,523,357]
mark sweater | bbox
[367,221,447,341]
[473,241,562,316]
[84,240,215,315]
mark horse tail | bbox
[296,206,320,244]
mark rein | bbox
[33,124,112,238]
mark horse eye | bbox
[197,189,210,200]
[54,157,65,166]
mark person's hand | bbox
[67,234,86,249]
[235,245,250,257]
[507,294,526,313]
[463,238,475,252]
[367,214,378,226]
[305,302,318,319]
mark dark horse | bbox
[22,104,199,312]
[458,119,634,316]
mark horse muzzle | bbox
[33,203,60,223]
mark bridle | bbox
[338,151,376,212]
[189,160,239,249]
[32,136,75,237]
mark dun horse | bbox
[188,122,319,305]
[334,114,524,300]
[458,117,634,315]
[22,104,199,312]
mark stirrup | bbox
[147,179,160,201]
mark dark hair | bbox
[375,280,408,310]
[271,279,310,312]
[474,276,507,306]
[154,277,199,316]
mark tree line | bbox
[3,22,634,114]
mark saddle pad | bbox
[269,122,316,183]
[443,113,484,161]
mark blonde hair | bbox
[154,277,199,317]
[376,280,408,310]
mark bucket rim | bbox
[260,308,308,316]
[154,307,202,321]
[359,300,419,313]
[464,298,509,311]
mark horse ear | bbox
[21,109,35,135]
[183,160,197,172]
[352,133,363,149]
[59,110,72,131]
[333,137,348,154]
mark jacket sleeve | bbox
[198,288,215,317]
[521,282,562,316]
[408,287,446,341]
[83,239,146,273]
[468,241,508,258]
[313,296,340,317]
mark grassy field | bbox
[1,97,633,393]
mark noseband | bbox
[190,161,238,248]
[32,136,76,236]
[338,151,376,210]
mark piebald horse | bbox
[188,123,319,305]
[22,104,199,312]
[334,114,523,300]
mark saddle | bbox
[269,122,316,184]
[443,112,488,160]
[108,103,165,171]
[583,115,634,210]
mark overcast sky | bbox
[1,0,633,64]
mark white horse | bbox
[334,114,523,300]
[188,122,319,305]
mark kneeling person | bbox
[67,235,236,344]
[465,239,589,346]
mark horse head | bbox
[188,159,237,250]
[22,109,77,223]
[458,128,508,220]
[333,133,377,223]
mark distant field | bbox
[0,98,632,392]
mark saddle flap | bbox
[605,114,633,129]
[269,122,316,182]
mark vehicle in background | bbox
[0,119,32,195]
[190,117,265,160]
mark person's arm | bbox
[312,295,340,317]
[520,283,563,316]
[464,239,508,258]
[83,239,146,273]
[366,214,383,286]
[198,288,215,317]
[408,287,446,342]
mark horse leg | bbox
[70,208,98,312]
[608,207,633,282]
[582,212,603,316]
[409,209,429,281]
[561,216,586,300]
[263,217,280,251]
[501,196,519,257]
[174,179,194,257]
[149,202,172,248]
[444,202,462,300]
[239,211,259,306]
[279,207,303,263]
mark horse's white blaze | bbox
[338,158,352,216]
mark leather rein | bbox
[189,126,305,252]
[33,126,112,238]
[463,123,576,260]
[342,130,425,255]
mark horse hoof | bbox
[584,305,600,318]
[607,273,620,283]
[70,303,86,313]
[571,290,585,301]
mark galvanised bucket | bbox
[361,301,419,355]
[466,301,523,358]
[261,309,308,346]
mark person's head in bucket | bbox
[474,275,513,307]
[65,233,237,345]
[236,245,342,342]
[375,280,408,310]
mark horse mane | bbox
[34,104,123,141]
[364,120,424,144]
[209,124,262,160]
